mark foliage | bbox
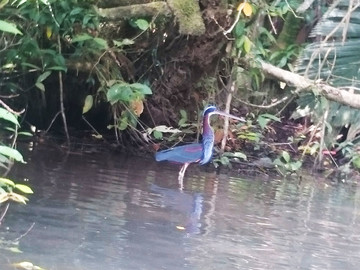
[296,0,360,170]
[0,0,156,140]
[0,107,32,205]
[273,150,302,176]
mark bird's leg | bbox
[178,163,189,189]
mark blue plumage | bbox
[155,105,244,184]
[155,143,203,164]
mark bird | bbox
[155,105,245,186]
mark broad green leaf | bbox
[113,38,134,47]
[235,35,244,49]
[37,71,51,83]
[0,177,15,187]
[281,151,290,163]
[21,62,41,70]
[72,33,93,43]
[130,83,152,95]
[259,113,281,122]
[0,107,19,126]
[15,184,33,194]
[0,20,22,35]
[0,153,10,164]
[234,21,245,38]
[134,19,149,30]
[82,95,93,114]
[229,152,247,160]
[0,146,25,163]
[352,156,360,169]
[243,36,251,53]
[118,117,128,130]
[153,130,163,139]
[107,83,133,104]
[18,131,33,137]
[93,37,108,50]
[70,7,83,16]
[35,82,45,91]
[290,161,302,171]
[148,125,181,134]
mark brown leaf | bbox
[131,99,144,116]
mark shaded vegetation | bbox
[0,0,360,178]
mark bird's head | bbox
[202,105,245,122]
[203,105,217,116]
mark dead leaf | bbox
[131,99,144,116]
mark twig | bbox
[284,0,304,19]
[220,80,235,153]
[235,94,292,109]
[342,0,353,43]
[0,99,24,115]
[13,222,35,242]
[223,1,246,35]
[82,116,103,138]
[267,13,277,35]
[322,1,360,44]
[0,203,10,225]
[45,110,61,133]
[57,36,70,143]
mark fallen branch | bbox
[94,2,171,19]
[258,61,360,109]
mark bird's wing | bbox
[155,143,203,164]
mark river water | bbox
[1,142,360,270]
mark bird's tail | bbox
[155,149,172,161]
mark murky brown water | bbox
[1,142,360,270]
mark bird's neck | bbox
[202,114,212,135]
[200,114,214,165]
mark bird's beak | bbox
[212,110,245,122]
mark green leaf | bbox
[0,107,19,126]
[257,113,281,129]
[243,36,252,53]
[234,21,245,38]
[0,146,25,163]
[225,151,247,160]
[0,20,22,35]
[153,130,163,139]
[130,83,152,95]
[290,161,302,171]
[353,156,360,169]
[281,151,290,163]
[134,19,149,31]
[107,83,134,104]
[0,177,15,187]
[113,38,134,47]
[36,71,51,83]
[15,184,33,194]
[18,131,33,137]
[118,116,128,130]
[82,95,93,114]
[72,33,93,43]
[35,82,45,91]
[93,37,108,50]
[21,62,41,70]
[260,113,281,122]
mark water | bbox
[1,142,360,269]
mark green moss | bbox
[168,0,205,35]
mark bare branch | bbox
[258,61,360,109]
